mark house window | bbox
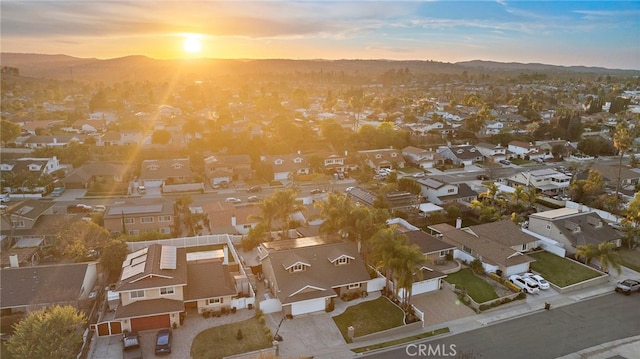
[291,264,305,272]
[124,218,135,224]
[347,283,361,290]
[160,287,175,296]
[158,215,171,222]
[141,217,153,223]
[546,224,551,230]
[159,228,171,234]
[439,250,447,257]
[11,220,25,228]
[336,257,349,265]
[130,290,145,299]
[462,245,472,254]
[447,188,455,193]
[128,229,139,235]
[522,244,527,251]
[208,298,222,305]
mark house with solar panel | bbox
[95,244,238,335]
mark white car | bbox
[412,172,425,178]
[523,273,550,290]
[509,274,540,294]
[225,197,242,203]
[345,186,354,192]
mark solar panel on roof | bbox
[160,246,177,270]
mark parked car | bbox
[476,174,490,180]
[155,328,172,354]
[93,205,107,213]
[122,331,142,359]
[247,195,261,203]
[412,172,425,178]
[615,279,640,295]
[509,274,540,294]
[523,273,550,290]
[67,204,93,213]
[137,185,146,194]
[225,197,242,203]
[247,185,262,193]
[310,188,324,195]
[345,186,355,192]
[0,193,10,203]
[499,159,511,165]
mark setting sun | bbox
[183,35,202,54]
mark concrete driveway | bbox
[411,288,476,328]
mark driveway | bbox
[89,310,254,359]
[411,288,476,328]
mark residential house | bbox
[357,148,405,171]
[322,152,358,174]
[0,199,55,239]
[346,187,417,211]
[586,163,640,192]
[201,201,261,235]
[527,208,623,256]
[102,202,174,236]
[70,119,107,134]
[404,230,457,264]
[261,154,311,181]
[1,156,62,194]
[437,144,483,166]
[139,158,193,189]
[96,131,124,146]
[22,135,82,149]
[416,177,478,206]
[204,154,253,187]
[465,220,539,253]
[505,169,571,195]
[401,146,443,169]
[260,236,371,316]
[481,120,504,135]
[63,162,130,190]
[108,244,237,333]
[427,223,535,278]
[507,141,544,160]
[536,139,576,159]
[0,262,98,314]
[474,143,508,162]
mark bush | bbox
[236,329,243,340]
[470,259,485,275]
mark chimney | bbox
[223,246,229,265]
[456,217,462,229]
[231,214,236,227]
[9,254,19,268]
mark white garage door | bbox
[290,298,325,316]
[412,279,440,295]
[505,263,531,277]
[142,180,163,188]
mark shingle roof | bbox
[550,212,623,247]
[264,239,370,304]
[404,230,456,254]
[0,262,91,309]
[467,220,538,247]
[114,244,188,292]
[184,260,237,301]
[114,298,184,320]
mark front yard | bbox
[444,268,498,303]
[618,248,640,273]
[191,317,272,359]
[529,251,602,287]
[332,297,404,342]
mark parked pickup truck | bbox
[615,279,640,295]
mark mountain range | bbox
[2,53,638,83]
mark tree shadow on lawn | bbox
[332,296,405,342]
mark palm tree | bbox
[510,185,527,205]
[314,192,354,236]
[597,242,622,275]
[395,244,429,310]
[524,186,539,208]
[369,228,407,294]
[575,244,598,265]
[613,121,632,211]
[249,195,279,240]
[272,189,306,240]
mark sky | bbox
[1,1,639,70]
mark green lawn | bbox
[333,297,405,343]
[619,248,640,273]
[529,251,602,287]
[352,327,450,353]
[444,268,498,303]
[191,317,272,359]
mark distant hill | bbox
[1,53,637,83]
[456,60,638,75]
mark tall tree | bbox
[575,244,598,265]
[1,119,22,144]
[597,241,622,275]
[8,305,86,359]
[613,120,632,211]
[271,189,306,240]
[395,244,429,309]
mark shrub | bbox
[325,301,335,312]
[258,315,265,324]
[470,259,485,275]
[236,329,243,340]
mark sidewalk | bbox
[304,276,633,359]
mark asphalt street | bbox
[366,293,640,359]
